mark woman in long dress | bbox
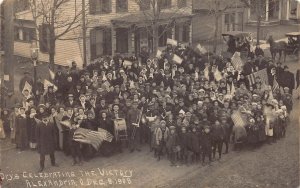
[27,107,37,149]
[10,107,19,143]
[15,107,29,150]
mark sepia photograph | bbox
[0,0,299,187]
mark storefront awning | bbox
[111,9,193,28]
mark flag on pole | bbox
[231,110,247,127]
[231,52,244,72]
[213,68,223,81]
[44,79,58,92]
[123,60,133,67]
[230,82,236,97]
[272,78,279,92]
[196,43,207,54]
[173,54,183,65]
[60,120,72,129]
[156,50,162,58]
[22,81,32,96]
[73,128,113,150]
[246,68,269,86]
[49,69,55,80]
[167,38,178,46]
[204,66,209,80]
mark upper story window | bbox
[14,27,36,43]
[89,0,112,15]
[160,0,172,9]
[15,0,30,13]
[116,0,128,13]
[177,0,187,8]
[139,0,151,11]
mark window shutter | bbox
[39,25,46,53]
[89,0,96,14]
[104,28,112,55]
[90,28,96,59]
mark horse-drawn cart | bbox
[222,31,253,59]
[285,32,300,56]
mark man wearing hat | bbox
[127,101,142,152]
[281,65,295,94]
[36,114,58,172]
[65,93,78,108]
[44,86,57,106]
[143,101,158,143]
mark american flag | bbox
[231,52,244,72]
[73,128,114,150]
[246,68,269,86]
[231,110,246,127]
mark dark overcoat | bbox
[36,121,56,155]
[15,115,29,149]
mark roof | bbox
[222,31,252,37]
[285,32,300,36]
[111,9,193,27]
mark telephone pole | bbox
[3,0,15,92]
[0,0,4,111]
[82,0,87,67]
[256,0,262,45]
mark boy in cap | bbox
[201,125,212,165]
[166,126,179,166]
[211,120,225,160]
[154,120,169,161]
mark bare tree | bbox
[136,0,191,53]
[203,0,243,53]
[19,0,88,69]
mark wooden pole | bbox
[256,0,261,45]
[3,0,15,92]
[82,0,87,67]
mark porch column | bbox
[278,0,282,20]
[172,25,175,39]
[297,1,300,19]
[111,26,116,57]
[265,0,269,21]
[247,0,251,20]
[287,0,290,20]
[189,23,192,44]
[130,30,135,55]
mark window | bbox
[158,25,172,47]
[177,0,187,8]
[160,0,172,9]
[15,0,30,13]
[39,24,51,53]
[116,28,128,53]
[116,0,128,12]
[90,27,112,60]
[139,0,151,11]
[224,13,235,31]
[14,27,36,43]
[175,24,190,43]
[89,0,111,14]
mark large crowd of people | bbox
[0,41,298,171]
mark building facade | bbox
[247,0,300,24]
[14,0,194,67]
[192,0,248,43]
